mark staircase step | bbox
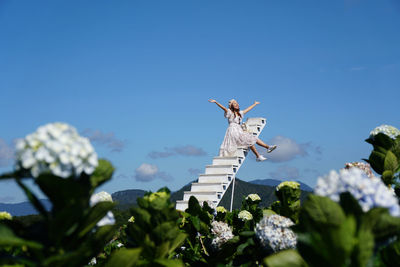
[183,191,222,201]
[246,125,263,134]
[198,174,233,183]
[205,164,238,175]
[232,147,249,157]
[176,200,188,211]
[191,182,229,192]
[246,117,267,125]
[212,156,244,166]
[176,200,218,211]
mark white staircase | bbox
[176,117,267,211]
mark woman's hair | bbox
[228,99,242,119]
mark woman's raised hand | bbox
[254,101,260,105]
[208,99,216,103]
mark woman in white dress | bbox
[208,99,277,161]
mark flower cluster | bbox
[144,191,168,202]
[216,206,227,213]
[314,168,400,217]
[344,162,374,179]
[246,194,261,202]
[369,125,400,140]
[238,210,253,221]
[210,221,234,249]
[276,181,300,191]
[0,211,12,220]
[90,191,115,226]
[128,216,135,223]
[255,214,296,252]
[15,122,98,178]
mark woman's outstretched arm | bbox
[208,99,228,113]
[243,101,260,114]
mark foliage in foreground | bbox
[1,123,400,267]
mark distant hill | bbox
[111,189,146,209]
[0,199,51,216]
[1,179,311,215]
[170,178,310,210]
[249,179,313,192]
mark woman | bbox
[208,99,277,161]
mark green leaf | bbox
[187,196,202,215]
[380,238,400,267]
[239,231,255,237]
[369,150,386,174]
[0,171,18,180]
[77,201,115,238]
[0,169,31,180]
[300,195,346,227]
[155,241,170,258]
[105,248,142,267]
[353,227,374,267]
[384,150,399,172]
[191,216,201,232]
[263,209,277,216]
[168,232,187,255]
[153,258,185,267]
[90,159,115,188]
[374,133,395,150]
[382,170,394,185]
[264,249,308,267]
[331,215,357,256]
[366,208,400,240]
[36,174,89,210]
[16,178,48,218]
[0,224,43,250]
[339,192,363,220]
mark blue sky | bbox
[1,0,399,203]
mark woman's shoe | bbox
[256,155,267,162]
[267,145,277,153]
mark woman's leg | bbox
[256,139,271,149]
[250,145,260,158]
[256,139,277,153]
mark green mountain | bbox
[170,178,309,210]
[249,178,313,192]
[111,189,146,209]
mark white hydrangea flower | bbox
[90,191,115,226]
[246,194,261,202]
[344,162,374,179]
[314,168,400,217]
[238,210,253,221]
[216,206,227,213]
[210,221,234,250]
[255,214,296,252]
[15,122,98,178]
[88,257,97,266]
[369,125,400,140]
[0,211,12,220]
[276,181,300,191]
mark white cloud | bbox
[134,163,172,182]
[82,129,126,152]
[264,136,308,162]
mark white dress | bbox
[219,109,258,157]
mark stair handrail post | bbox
[230,176,235,212]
